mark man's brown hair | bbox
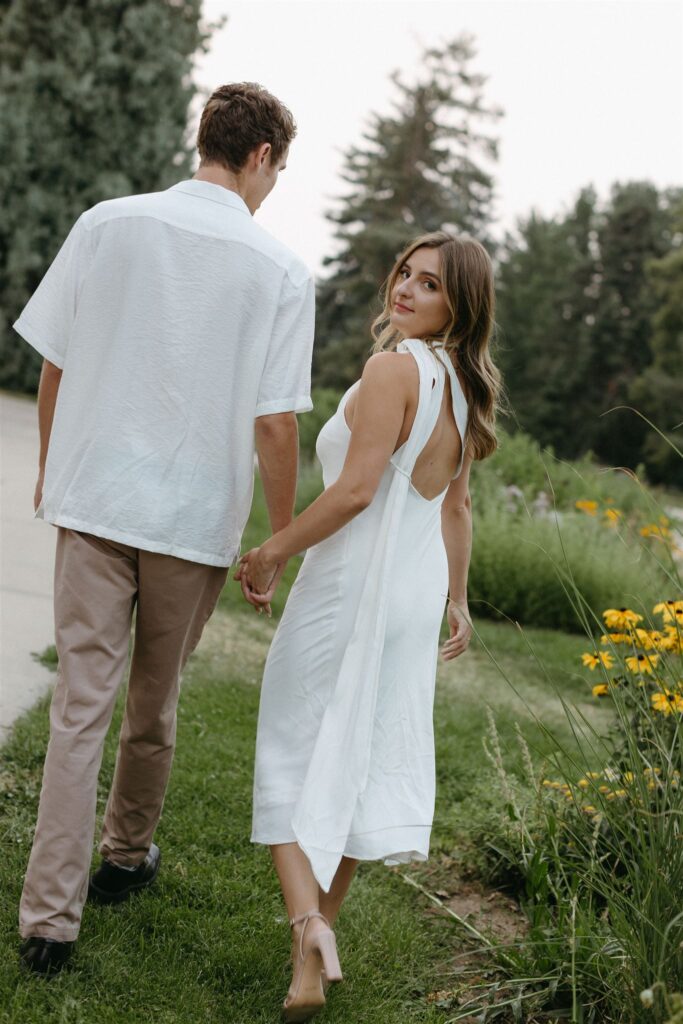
[197,82,296,172]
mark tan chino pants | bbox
[19,528,228,941]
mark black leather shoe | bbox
[20,937,73,976]
[88,843,161,905]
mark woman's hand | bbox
[234,542,285,616]
[441,600,472,661]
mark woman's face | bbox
[389,246,450,339]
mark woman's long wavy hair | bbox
[371,231,505,461]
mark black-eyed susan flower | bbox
[604,508,623,527]
[600,631,630,645]
[653,599,683,623]
[661,628,682,654]
[603,607,643,630]
[625,652,660,674]
[582,651,615,670]
[592,683,610,697]
[651,690,683,715]
[576,500,599,515]
[635,628,669,651]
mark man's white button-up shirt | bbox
[14,180,315,566]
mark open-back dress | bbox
[251,338,469,891]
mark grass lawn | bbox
[0,579,610,1023]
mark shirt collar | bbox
[169,180,251,216]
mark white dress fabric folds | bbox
[251,338,469,891]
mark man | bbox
[13,82,314,975]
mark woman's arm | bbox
[440,456,474,660]
[239,352,414,595]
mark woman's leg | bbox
[319,856,359,926]
[270,843,328,957]
[270,846,358,955]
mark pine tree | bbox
[496,182,680,478]
[629,195,683,485]
[314,35,501,388]
[495,188,599,455]
[583,182,676,467]
[0,0,212,391]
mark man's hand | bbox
[34,469,45,512]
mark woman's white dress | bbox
[251,338,469,891]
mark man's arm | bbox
[254,411,300,534]
[34,359,63,511]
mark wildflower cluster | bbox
[542,765,681,822]
[580,601,683,714]
[575,498,683,556]
[575,498,623,529]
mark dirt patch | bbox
[443,877,528,947]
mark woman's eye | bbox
[424,280,436,290]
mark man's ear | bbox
[258,142,272,167]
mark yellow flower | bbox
[653,599,683,623]
[576,500,599,515]
[623,771,635,783]
[586,772,602,778]
[592,683,610,697]
[651,690,683,715]
[604,508,622,527]
[661,628,682,654]
[625,653,660,675]
[603,608,643,630]
[600,631,630,645]
[635,629,668,651]
[582,651,615,670]
[641,524,672,540]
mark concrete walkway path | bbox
[0,392,56,741]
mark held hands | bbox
[234,542,285,617]
[441,600,472,661]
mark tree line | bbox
[0,4,680,485]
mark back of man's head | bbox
[197,83,297,172]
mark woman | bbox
[237,230,502,1021]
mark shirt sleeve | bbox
[255,270,315,417]
[12,213,92,370]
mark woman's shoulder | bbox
[360,349,419,392]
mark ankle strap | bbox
[289,910,330,929]
[289,910,332,961]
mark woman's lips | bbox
[394,302,413,313]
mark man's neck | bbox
[192,165,249,208]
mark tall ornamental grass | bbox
[453,431,683,1023]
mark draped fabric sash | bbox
[291,339,448,891]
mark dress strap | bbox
[390,339,446,476]
[432,344,469,479]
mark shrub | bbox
[468,505,671,633]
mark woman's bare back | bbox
[344,352,464,501]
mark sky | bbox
[193,0,683,275]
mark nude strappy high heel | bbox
[282,910,343,1022]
